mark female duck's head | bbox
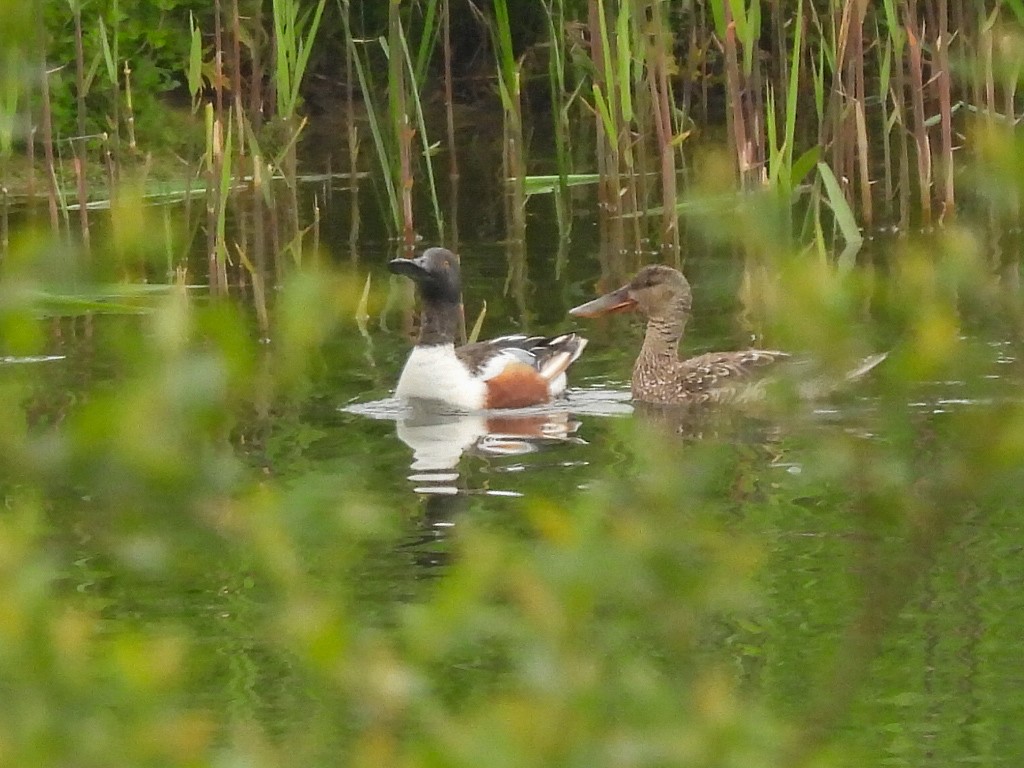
[569,264,692,322]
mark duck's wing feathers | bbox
[457,333,588,384]
[675,349,791,403]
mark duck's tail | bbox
[536,333,589,385]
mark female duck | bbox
[570,265,792,405]
[390,247,587,410]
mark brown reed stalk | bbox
[249,1,265,133]
[73,155,90,249]
[231,0,246,157]
[443,0,460,248]
[208,0,227,292]
[935,0,954,222]
[588,0,623,250]
[39,62,60,233]
[102,130,116,204]
[348,170,360,252]
[829,1,852,208]
[646,0,678,254]
[748,38,766,183]
[341,0,359,249]
[73,3,86,138]
[699,8,709,122]
[72,141,90,246]
[878,36,895,220]
[1,184,7,256]
[981,7,995,117]
[27,123,35,204]
[722,2,750,185]
[443,0,457,183]
[502,103,527,246]
[680,24,697,124]
[251,161,267,305]
[893,48,912,233]
[206,109,224,293]
[903,1,932,226]
[389,3,415,247]
[587,0,610,218]
[214,0,225,124]
[312,193,320,258]
[123,61,137,151]
[851,0,872,227]
[631,62,652,228]
[612,6,640,253]
[72,1,91,246]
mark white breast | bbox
[394,344,488,411]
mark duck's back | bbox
[633,349,790,404]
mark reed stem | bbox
[903,0,932,226]
[936,0,954,222]
[39,62,60,233]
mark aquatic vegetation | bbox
[2,3,1024,767]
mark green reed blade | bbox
[812,44,825,123]
[98,17,117,86]
[766,85,781,189]
[468,301,487,345]
[615,3,632,123]
[708,0,727,39]
[924,103,963,128]
[398,20,444,237]
[881,0,905,51]
[791,147,820,188]
[338,0,400,231]
[523,174,600,195]
[187,12,203,107]
[818,161,862,248]
[493,0,516,95]
[742,0,761,77]
[594,0,615,104]
[215,112,234,267]
[783,0,803,172]
[414,0,441,86]
[82,48,102,98]
[879,37,892,98]
[592,84,617,145]
[273,0,326,119]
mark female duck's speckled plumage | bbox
[570,265,790,404]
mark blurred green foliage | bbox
[36,0,210,145]
[5,2,1024,766]
[4,159,1024,766]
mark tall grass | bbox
[7,0,1022,272]
[339,0,444,245]
[492,0,528,242]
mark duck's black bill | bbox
[569,285,637,318]
[388,256,429,281]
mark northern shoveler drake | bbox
[569,264,793,405]
[389,247,588,411]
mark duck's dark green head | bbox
[388,247,462,305]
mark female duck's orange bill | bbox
[568,285,638,318]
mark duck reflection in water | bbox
[392,404,584,574]
[396,403,584,495]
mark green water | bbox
[6,168,1024,766]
